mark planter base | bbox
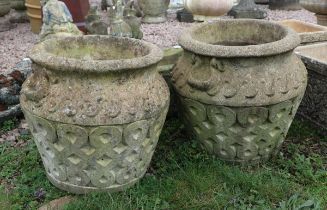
[23,105,168,194]
[178,96,303,163]
[316,14,327,26]
[142,15,167,24]
[193,15,223,22]
[47,173,142,194]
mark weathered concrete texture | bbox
[229,0,267,19]
[138,0,170,23]
[173,19,307,163]
[21,35,170,193]
[178,96,303,163]
[295,43,327,133]
[269,0,302,11]
[278,19,327,44]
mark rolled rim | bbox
[29,35,163,73]
[178,19,301,57]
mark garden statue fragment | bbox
[85,5,108,35]
[39,0,82,41]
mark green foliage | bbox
[1,119,17,132]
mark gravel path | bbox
[0,5,317,72]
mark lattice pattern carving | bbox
[179,96,302,163]
[24,106,168,193]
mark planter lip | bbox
[178,19,301,57]
[29,35,163,73]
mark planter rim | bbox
[178,19,301,57]
[29,35,163,73]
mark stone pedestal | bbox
[269,0,302,11]
[229,0,267,19]
[177,9,194,22]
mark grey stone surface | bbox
[229,0,267,19]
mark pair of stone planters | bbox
[22,19,307,194]
[21,36,170,194]
[172,20,307,163]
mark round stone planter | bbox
[0,0,11,17]
[139,0,170,23]
[20,36,170,194]
[172,20,307,163]
[184,0,234,21]
[300,0,327,26]
[11,0,26,10]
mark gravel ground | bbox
[0,4,317,72]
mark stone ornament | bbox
[21,36,170,193]
[172,20,307,163]
[39,0,82,41]
[138,0,170,23]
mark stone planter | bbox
[11,0,26,10]
[184,0,234,21]
[295,43,327,133]
[0,0,11,17]
[172,20,307,163]
[300,0,327,26]
[269,0,302,10]
[278,19,327,44]
[138,0,170,23]
[20,36,170,194]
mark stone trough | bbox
[295,43,327,133]
[278,19,327,44]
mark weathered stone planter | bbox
[0,0,11,17]
[300,0,327,26]
[278,19,327,44]
[185,0,234,21]
[139,0,170,23]
[20,36,170,194]
[295,43,327,133]
[172,20,307,163]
